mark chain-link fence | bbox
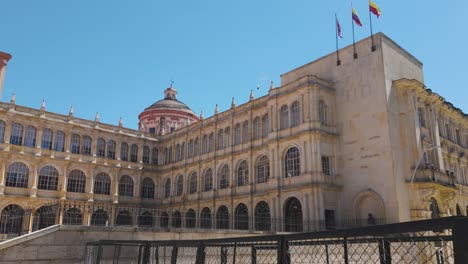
[84,216,468,263]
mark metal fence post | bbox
[277,236,290,264]
[195,242,206,264]
[378,239,391,264]
[343,237,349,264]
[96,245,103,264]
[453,218,468,264]
[171,245,178,264]
[251,245,257,264]
[220,246,228,264]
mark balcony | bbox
[413,164,456,187]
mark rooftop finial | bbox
[69,106,74,116]
[10,93,15,104]
[118,117,123,127]
[231,97,236,109]
[95,112,100,122]
[41,99,46,111]
[170,79,174,88]
[269,81,274,91]
[200,110,204,120]
[215,104,219,114]
[250,89,254,101]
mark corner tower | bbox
[138,85,199,134]
[0,51,12,100]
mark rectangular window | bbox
[325,209,336,230]
[322,156,331,176]
[418,108,426,127]
[445,124,451,141]
[455,129,461,145]
[149,127,156,134]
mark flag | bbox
[369,0,382,18]
[352,7,363,27]
[336,17,343,38]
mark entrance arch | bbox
[284,197,303,232]
[354,191,385,224]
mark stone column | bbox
[0,159,6,195]
[116,141,122,161]
[113,174,119,203]
[30,165,38,197]
[0,52,12,100]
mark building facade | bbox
[0,33,467,238]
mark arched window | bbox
[253,117,261,140]
[189,172,198,194]
[41,128,53,150]
[96,138,106,158]
[181,142,185,160]
[151,147,158,165]
[160,212,169,228]
[70,133,81,154]
[185,209,196,228]
[193,137,199,156]
[291,101,300,127]
[235,203,249,230]
[224,127,231,147]
[54,131,65,152]
[119,175,134,197]
[38,166,59,191]
[67,170,86,193]
[456,204,462,216]
[0,204,24,235]
[234,123,241,145]
[165,147,172,164]
[201,135,208,154]
[141,178,155,199]
[218,164,230,189]
[6,162,29,188]
[24,126,37,147]
[430,198,440,219]
[10,122,23,145]
[187,140,194,158]
[175,144,181,161]
[217,129,224,150]
[256,155,270,183]
[208,132,214,152]
[255,201,271,231]
[216,206,229,230]
[176,175,184,196]
[285,147,300,177]
[262,114,269,138]
[242,121,249,143]
[107,140,116,159]
[120,143,129,161]
[90,210,108,226]
[138,212,153,227]
[280,105,289,130]
[115,211,132,226]
[63,208,83,225]
[285,197,303,232]
[319,100,328,125]
[237,160,249,186]
[164,178,171,198]
[81,135,92,156]
[200,208,211,229]
[172,211,182,228]
[0,120,5,143]
[94,173,111,195]
[33,206,57,231]
[142,146,150,164]
[203,169,213,192]
[130,144,138,162]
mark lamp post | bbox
[410,145,442,185]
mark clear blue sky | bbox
[1,1,467,129]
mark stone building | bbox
[0,33,467,238]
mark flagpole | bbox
[369,2,376,52]
[335,14,341,66]
[352,7,357,59]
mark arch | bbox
[138,211,153,227]
[430,198,440,219]
[189,172,198,194]
[235,203,249,230]
[216,205,229,230]
[291,101,300,127]
[115,211,132,226]
[237,160,249,186]
[203,168,213,192]
[67,169,86,193]
[90,209,108,226]
[119,175,134,197]
[63,208,83,225]
[218,164,230,189]
[10,122,24,145]
[284,197,303,232]
[200,207,211,229]
[185,209,196,228]
[6,162,29,188]
[280,105,289,130]
[164,178,171,198]
[38,166,59,191]
[456,204,462,216]
[256,155,270,184]
[284,147,300,177]
[94,173,111,195]
[0,204,24,235]
[33,206,57,231]
[107,140,116,159]
[160,212,169,228]
[141,178,155,199]
[172,211,182,228]
[176,175,184,196]
[97,138,106,158]
[255,201,271,231]
[353,191,385,223]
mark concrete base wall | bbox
[0,225,263,263]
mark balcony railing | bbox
[413,164,456,187]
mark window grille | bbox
[280,105,289,130]
[96,138,106,158]
[6,162,29,188]
[115,211,132,226]
[193,138,199,156]
[164,178,171,198]
[107,140,116,159]
[38,166,59,191]
[141,178,155,199]
[208,133,214,152]
[237,160,249,186]
[70,133,80,154]
[235,203,249,230]
[118,175,134,197]
[262,114,269,138]
[54,131,65,152]
[234,124,241,145]
[253,117,261,140]
[10,122,23,145]
[216,206,229,229]
[285,147,300,177]
[242,121,249,143]
[322,156,332,176]
[291,101,300,127]
[142,146,150,164]
[189,172,198,194]
[90,210,108,226]
[203,169,213,192]
[217,129,224,150]
[256,155,270,183]
[41,128,53,150]
[0,120,5,143]
[63,208,83,225]
[82,136,92,156]
[176,175,184,196]
[67,170,86,193]
[94,173,111,195]
[218,164,230,189]
[24,126,37,147]
[151,147,158,164]
[200,208,211,229]
[319,100,328,125]
[185,209,196,228]
[120,143,128,161]
[224,127,231,147]
[130,144,138,162]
